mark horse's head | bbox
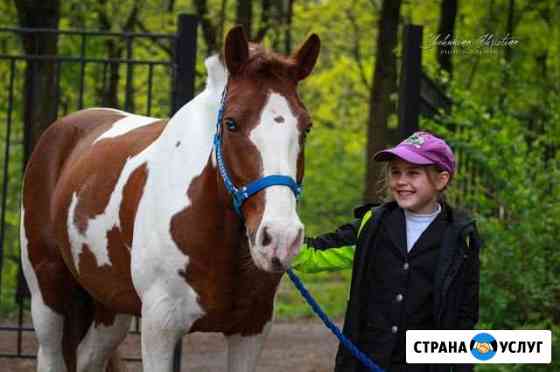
[218,26,320,273]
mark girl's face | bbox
[388,158,450,214]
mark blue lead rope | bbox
[286,269,385,372]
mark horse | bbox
[20,26,320,372]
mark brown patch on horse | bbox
[76,237,141,315]
[70,120,165,235]
[120,163,149,250]
[23,109,162,316]
[51,117,164,309]
[170,160,281,335]
[22,109,127,313]
[169,32,318,335]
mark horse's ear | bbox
[224,26,249,75]
[292,34,320,81]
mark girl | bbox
[292,131,482,372]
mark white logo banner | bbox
[406,330,551,364]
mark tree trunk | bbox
[97,1,121,108]
[96,1,139,110]
[14,0,61,165]
[283,0,293,54]
[363,0,401,203]
[499,0,515,107]
[236,0,253,39]
[254,0,271,43]
[504,0,515,64]
[436,0,458,77]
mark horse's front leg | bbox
[140,286,202,372]
[225,321,272,372]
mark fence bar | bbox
[55,61,62,116]
[172,13,198,115]
[17,298,24,356]
[398,24,423,140]
[147,64,154,116]
[125,36,134,111]
[0,27,175,39]
[0,20,197,368]
[0,54,172,65]
[78,33,87,109]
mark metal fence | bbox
[0,13,198,370]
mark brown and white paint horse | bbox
[20,27,320,372]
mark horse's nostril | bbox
[262,226,272,246]
[271,257,283,271]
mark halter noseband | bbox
[213,86,302,217]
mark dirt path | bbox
[0,318,340,371]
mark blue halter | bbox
[213,86,303,217]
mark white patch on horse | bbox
[77,314,132,371]
[20,209,68,372]
[250,92,300,210]
[94,113,159,144]
[83,107,131,115]
[248,92,304,267]
[67,154,151,272]
[130,56,225,348]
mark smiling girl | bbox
[293,132,482,372]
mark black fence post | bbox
[172,13,198,115]
[398,24,423,140]
[172,13,198,372]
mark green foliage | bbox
[0,8,559,370]
[422,80,560,329]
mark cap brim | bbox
[374,147,435,165]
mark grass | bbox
[275,270,351,321]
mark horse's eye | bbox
[224,118,238,132]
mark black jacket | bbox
[306,201,482,372]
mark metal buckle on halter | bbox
[232,186,249,215]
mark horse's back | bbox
[22,108,165,315]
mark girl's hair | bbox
[377,162,451,204]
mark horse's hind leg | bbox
[21,215,68,371]
[225,322,272,372]
[77,304,131,372]
[29,290,67,372]
[22,211,124,372]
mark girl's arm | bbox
[291,209,374,273]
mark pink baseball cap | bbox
[374,131,456,175]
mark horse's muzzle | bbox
[251,220,304,272]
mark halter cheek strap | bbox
[213,86,303,218]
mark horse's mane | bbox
[211,43,297,82]
[204,55,227,95]
[245,44,297,81]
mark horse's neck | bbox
[141,72,224,222]
[152,56,225,174]
[160,93,218,155]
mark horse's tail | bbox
[61,285,95,371]
[61,287,128,372]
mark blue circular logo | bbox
[470,333,497,361]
